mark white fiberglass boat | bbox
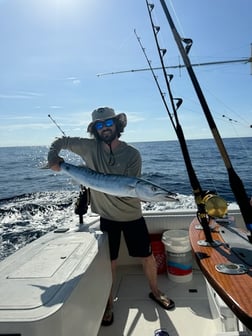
[0,207,251,336]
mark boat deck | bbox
[98,265,218,336]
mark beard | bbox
[97,128,117,144]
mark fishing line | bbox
[221,115,244,141]
[222,113,251,129]
[221,116,252,160]
[192,73,251,129]
[134,29,176,131]
[169,0,185,38]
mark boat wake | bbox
[0,191,78,261]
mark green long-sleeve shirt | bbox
[48,137,143,221]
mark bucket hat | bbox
[87,107,127,132]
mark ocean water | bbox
[0,137,251,261]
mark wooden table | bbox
[189,217,252,330]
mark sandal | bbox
[149,292,175,310]
[101,305,114,326]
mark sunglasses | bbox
[94,118,115,131]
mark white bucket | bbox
[162,230,192,283]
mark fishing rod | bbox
[96,56,251,77]
[47,114,89,224]
[48,114,66,136]
[158,0,252,242]
[142,2,227,245]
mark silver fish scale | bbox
[60,162,177,202]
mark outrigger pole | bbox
[143,2,226,245]
[158,0,252,242]
[96,56,251,77]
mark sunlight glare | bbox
[35,0,95,20]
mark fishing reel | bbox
[201,190,228,218]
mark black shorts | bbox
[100,217,152,260]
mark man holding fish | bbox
[48,107,175,326]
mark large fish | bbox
[60,162,178,202]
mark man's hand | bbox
[48,157,64,171]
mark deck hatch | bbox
[7,243,80,279]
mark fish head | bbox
[135,180,178,202]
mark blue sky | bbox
[0,0,251,147]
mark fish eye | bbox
[151,186,157,192]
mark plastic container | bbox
[162,230,192,282]
[150,234,166,274]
